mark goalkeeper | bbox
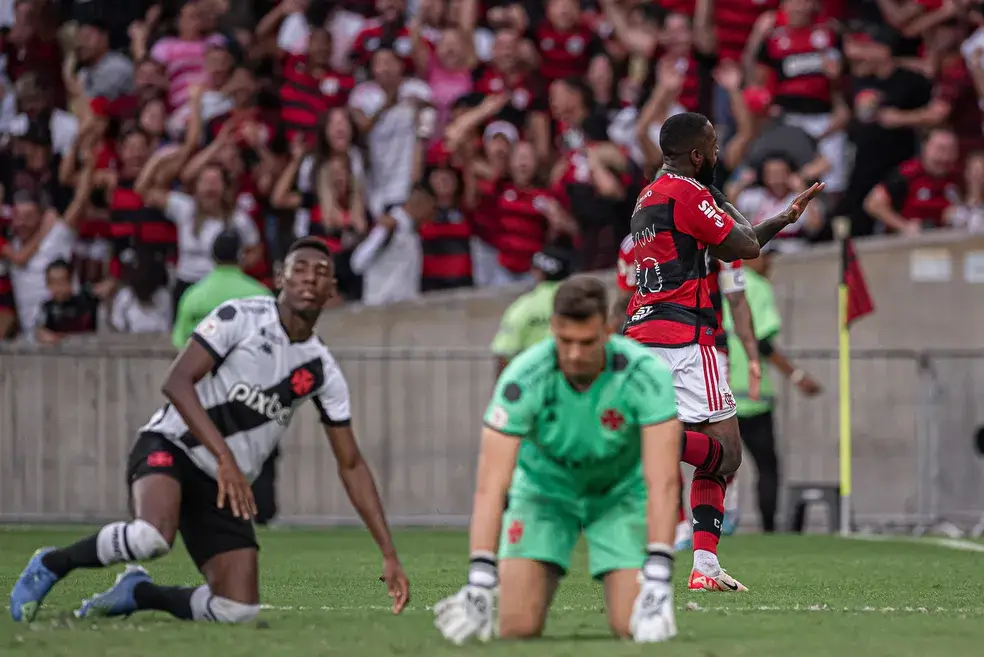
[434,276,681,644]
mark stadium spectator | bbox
[863,127,961,235]
[945,150,984,232]
[34,258,98,344]
[349,44,431,217]
[75,19,135,103]
[728,155,825,253]
[351,181,436,305]
[108,246,172,334]
[839,23,934,236]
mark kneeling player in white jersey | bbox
[10,238,410,624]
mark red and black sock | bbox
[680,430,723,472]
[691,472,726,555]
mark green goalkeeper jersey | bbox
[483,335,677,506]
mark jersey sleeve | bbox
[190,301,251,362]
[627,353,678,427]
[675,186,736,246]
[616,236,636,292]
[490,301,526,359]
[312,357,352,427]
[483,363,538,438]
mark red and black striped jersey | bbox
[279,55,355,143]
[419,208,472,292]
[624,173,735,348]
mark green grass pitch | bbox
[1,527,982,656]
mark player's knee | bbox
[209,596,260,624]
[127,519,172,560]
[498,612,545,640]
[608,616,632,639]
[718,447,742,476]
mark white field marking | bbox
[256,603,984,616]
[842,533,984,553]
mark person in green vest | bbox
[723,247,822,533]
[171,229,273,349]
[490,244,576,373]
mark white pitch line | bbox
[842,534,984,553]
[257,603,984,615]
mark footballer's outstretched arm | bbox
[469,428,521,558]
[642,419,683,547]
[324,423,411,613]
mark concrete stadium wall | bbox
[2,230,984,528]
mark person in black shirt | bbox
[35,259,98,344]
[837,23,934,236]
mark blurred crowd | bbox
[0,0,983,343]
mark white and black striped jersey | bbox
[140,296,351,482]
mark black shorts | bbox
[127,432,259,570]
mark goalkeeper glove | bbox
[630,543,677,643]
[433,552,497,645]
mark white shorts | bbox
[650,344,737,425]
[716,347,730,383]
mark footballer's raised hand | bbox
[434,553,497,644]
[781,182,825,225]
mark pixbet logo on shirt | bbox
[227,382,295,427]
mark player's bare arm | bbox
[642,419,683,547]
[162,339,257,520]
[629,420,681,643]
[469,428,521,555]
[324,423,410,614]
[725,290,761,401]
[610,289,633,332]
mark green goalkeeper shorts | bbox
[498,493,647,580]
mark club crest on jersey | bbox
[601,408,625,431]
[291,368,316,396]
[228,383,295,426]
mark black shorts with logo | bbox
[127,432,259,569]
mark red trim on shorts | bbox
[701,345,724,412]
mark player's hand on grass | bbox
[748,359,762,401]
[434,555,497,644]
[780,182,825,225]
[216,455,257,520]
[630,548,677,643]
[380,556,411,614]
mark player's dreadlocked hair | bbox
[658,111,712,159]
[553,275,609,322]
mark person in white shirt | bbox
[140,163,262,310]
[728,156,825,254]
[351,183,436,306]
[109,247,173,334]
[350,45,433,218]
[6,192,80,339]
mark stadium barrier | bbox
[1,346,982,529]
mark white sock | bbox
[693,549,720,575]
[189,586,213,621]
